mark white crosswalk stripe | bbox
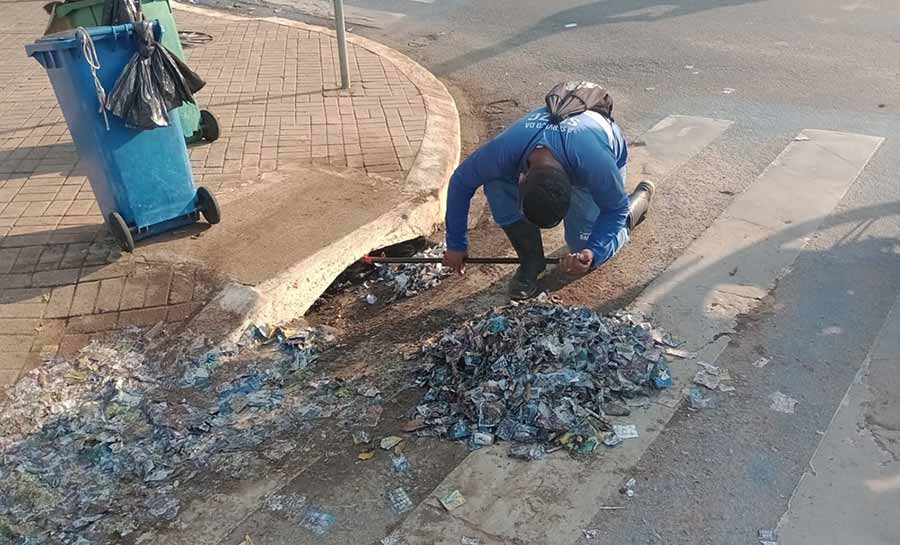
[636,128,884,341]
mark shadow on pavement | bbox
[0,222,204,304]
[206,88,341,109]
[0,142,78,181]
[433,0,764,75]
[0,120,67,137]
[1,223,104,249]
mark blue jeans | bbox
[483,168,630,259]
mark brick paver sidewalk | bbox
[0,1,431,386]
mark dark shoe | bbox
[502,220,546,300]
[508,268,543,300]
[627,180,655,231]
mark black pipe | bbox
[362,256,561,265]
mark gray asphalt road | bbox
[333,0,899,130]
[191,1,900,543]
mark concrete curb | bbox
[173,2,460,336]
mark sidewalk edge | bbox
[173,2,460,335]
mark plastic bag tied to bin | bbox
[105,20,206,129]
[102,0,142,25]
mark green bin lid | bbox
[55,0,171,17]
[53,0,105,18]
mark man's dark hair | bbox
[520,166,572,228]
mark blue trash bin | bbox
[25,24,220,251]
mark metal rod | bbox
[362,256,561,265]
[333,0,350,89]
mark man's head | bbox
[520,165,572,228]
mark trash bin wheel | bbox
[196,186,221,225]
[199,110,220,142]
[108,212,135,252]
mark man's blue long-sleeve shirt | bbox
[445,107,630,266]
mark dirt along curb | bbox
[174,1,461,339]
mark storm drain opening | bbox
[312,237,448,310]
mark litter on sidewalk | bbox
[332,244,453,306]
[663,347,696,359]
[0,322,368,544]
[388,488,414,514]
[687,387,716,410]
[769,391,799,414]
[620,477,637,497]
[603,431,624,447]
[412,301,677,453]
[439,489,466,511]
[299,506,337,536]
[391,454,412,474]
[508,444,546,461]
[470,431,494,448]
[695,361,720,374]
[759,528,778,545]
[693,369,721,390]
[265,494,336,536]
[371,244,452,301]
[753,357,770,368]
[381,436,404,450]
[612,424,640,439]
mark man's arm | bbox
[578,149,630,267]
[445,124,531,252]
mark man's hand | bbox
[560,249,593,276]
[443,249,467,275]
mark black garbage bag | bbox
[101,0,141,25]
[105,21,206,129]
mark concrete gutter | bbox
[173,2,460,337]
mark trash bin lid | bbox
[53,0,105,18]
[53,0,173,17]
[25,23,145,56]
